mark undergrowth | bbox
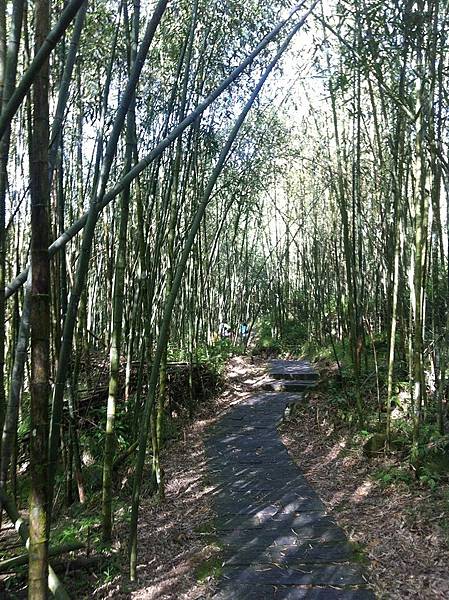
[258,316,449,493]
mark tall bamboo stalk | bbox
[28,1,50,595]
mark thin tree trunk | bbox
[128,8,317,576]
[102,0,139,542]
[0,487,69,599]
[5,3,304,300]
[0,0,87,140]
[28,0,50,595]
[0,0,25,457]
[47,0,169,524]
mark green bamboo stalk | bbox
[0,273,30,498]
[0,486,70,599]
[5,2,305,300]
[0,0,87,141]
[128,5,317,577]
[28,0,51,595]
[48,1,88,181]
[0,0,25,450]
[0,541,84,572]
[47,0,170,526]
[101,0,139,542]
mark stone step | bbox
[223,541,353,565]
[208,479,311,495]
[221,564,367,586]
[206,465,305,479]
[211,489,322,505]
[221,526,347,545]
[269,359,320,382]
[213,496,325,515]
[213,512,333,531]
[270,370,320,382]
[261,380,317,392]
[213,585,375,600]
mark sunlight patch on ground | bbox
[350,480,373,505]
[328,489,347,511]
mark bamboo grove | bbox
[267,0,449,459]
[0,0,449,597]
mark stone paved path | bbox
[206,359,374,599]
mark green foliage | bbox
[418,468,440,491]
[52,512,100,546]
[251,316,309,356]
[373,465,414,487]
[17,392,30,439]
[195,520,216,534]
[348,541,369,564]
[53,496,132,555]
[279,319,308,351]
[256,317,274,340]
[257,335,281,354]
[359,430,372,438]
[414,428,449,488]
[390,416,413,439]
[299,337,353,367]
[79,417,121,465]
[169,341,237,374]
[101,555,121,584]
[194,555,223,582]
[204,340,240,371]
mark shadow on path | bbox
[205,360,375,600]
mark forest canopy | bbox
[0,0,448,597]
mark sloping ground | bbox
[0,360,220,599]
[279,375,449,600]
[94,357,271,599]
[207,360,374,599]
[9,358,436,599]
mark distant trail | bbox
[206,359,375,599]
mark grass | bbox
[195,519,217,535]
[194,555,223,582]
[348,540,369,564]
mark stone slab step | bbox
[223,542,353,565]
[213,585,375,600]
[206,466,306,480]
[208,480,310,492]
[270,371,320,382]
[208,455,289,466]
[208,439,286,450]
[221,564,367,586]
[262,381,317,392]
[221,527,347,545]
[207,481,310,493]
[269,359,320,381]
[211,490,321,506]
[213,497,325,516]
[213,512,331,531]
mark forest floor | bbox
[279,361,449,600]
[3,357,448,599]
[96,356,449,599]
[95,356,269,599]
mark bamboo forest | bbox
[1,0,449,598]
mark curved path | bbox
[206,359,374,600]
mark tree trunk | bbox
[28,0,50,596]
